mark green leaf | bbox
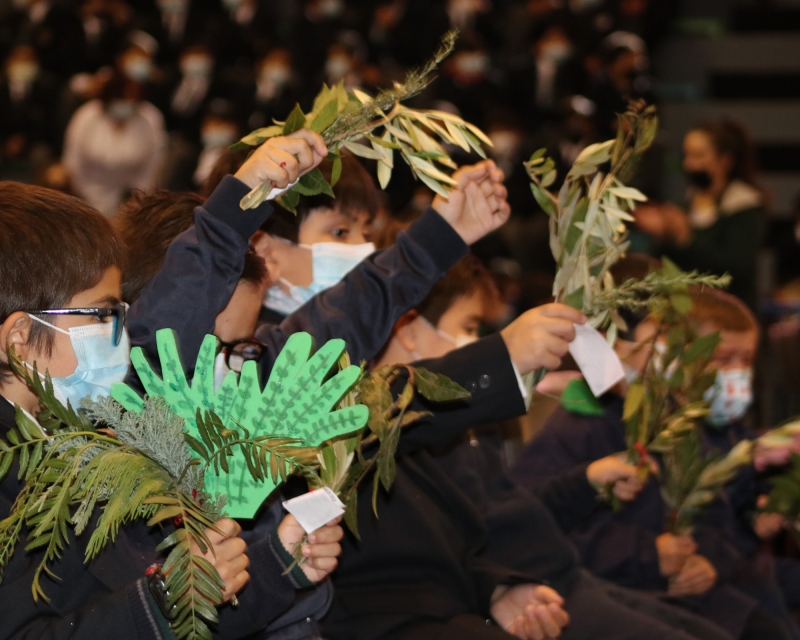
[563,286,585,311]
[342,489,360,539]
[414,368,470,402]
[293,168,335,197]
[278,188,300,215]
[310,98,340,133]
[623,383,645,421]
[683,332,721,364]
[529,148,547,165]
[670,292,692,315]
[330,157,343,187]
[530,183,555,216]
[283,104,307,135]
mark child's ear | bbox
[0,312,34,365]
[394,311,419,354]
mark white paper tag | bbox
[283,487,345,534]
[265,179,299,201]
[568,322,625,397]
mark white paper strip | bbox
[265,179,299,201]
[568,322,625,397]
[283,487,345,534]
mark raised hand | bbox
[500,303,587,374]
[235,129,328,190]
[432,159,511,245]
[491,584,570,640]
[277,514,344,582]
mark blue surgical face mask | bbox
[264,241,376,316]
[704,368,753,428]
[28,315,130,408]
[417,315,478,349]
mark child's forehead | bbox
[714,328,759,355]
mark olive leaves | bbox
[234,30,492,212]
[526,103,657,337]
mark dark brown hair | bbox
[688,288,758,335]
[691,119,760,188]
[201,149,383,243]
[263,154,384,242]
[0,182,125,383]
[115,190,266,303]
[417,254,497,326]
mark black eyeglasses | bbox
[26,302,129,346]
[219,339,267,372]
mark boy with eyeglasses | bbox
[0,134,346,638]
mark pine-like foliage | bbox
[0,331,372,640]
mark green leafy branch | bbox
[305,357,469,539]
[763,453,800,544]
[660,433,753,535]
[234,30,493,212]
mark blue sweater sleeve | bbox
[125,176,274,389]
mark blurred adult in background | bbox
[634,119,765,311]
[78,0,134,72]
[1,0,85,78]
[245,48,303,132]
[434,35,498,130]
[193,99,239,187]
[62,72,166,215]
[506,17,586,130]
[586,31,651,138]
[0,44,57,180]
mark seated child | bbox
[322,256,729,640]
[512,275,797,640]
[0,180,343,639]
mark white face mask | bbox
[107,100,137,121]
[260,64,290,86]
[123,58,152,82]
[541,41,572,64]
[318,0,343,18]
[27,316,130,408]
[181,56,212,78]
[8,61,39,84]
[455,52,488,76]
[325,55,351,80]
[489,130,521,159]
[704,368,753,428]
[201,126,237,149]
[264,241,376,316]
[418,315,478,349]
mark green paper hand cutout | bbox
[111,330,369,518]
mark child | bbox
[0,180,343,639]
[322,255,731,640]
[512,285,796,640]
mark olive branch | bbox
[234,30,494,212]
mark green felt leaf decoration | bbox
[111,330,369,518]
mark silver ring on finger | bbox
[230,594,239,608]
